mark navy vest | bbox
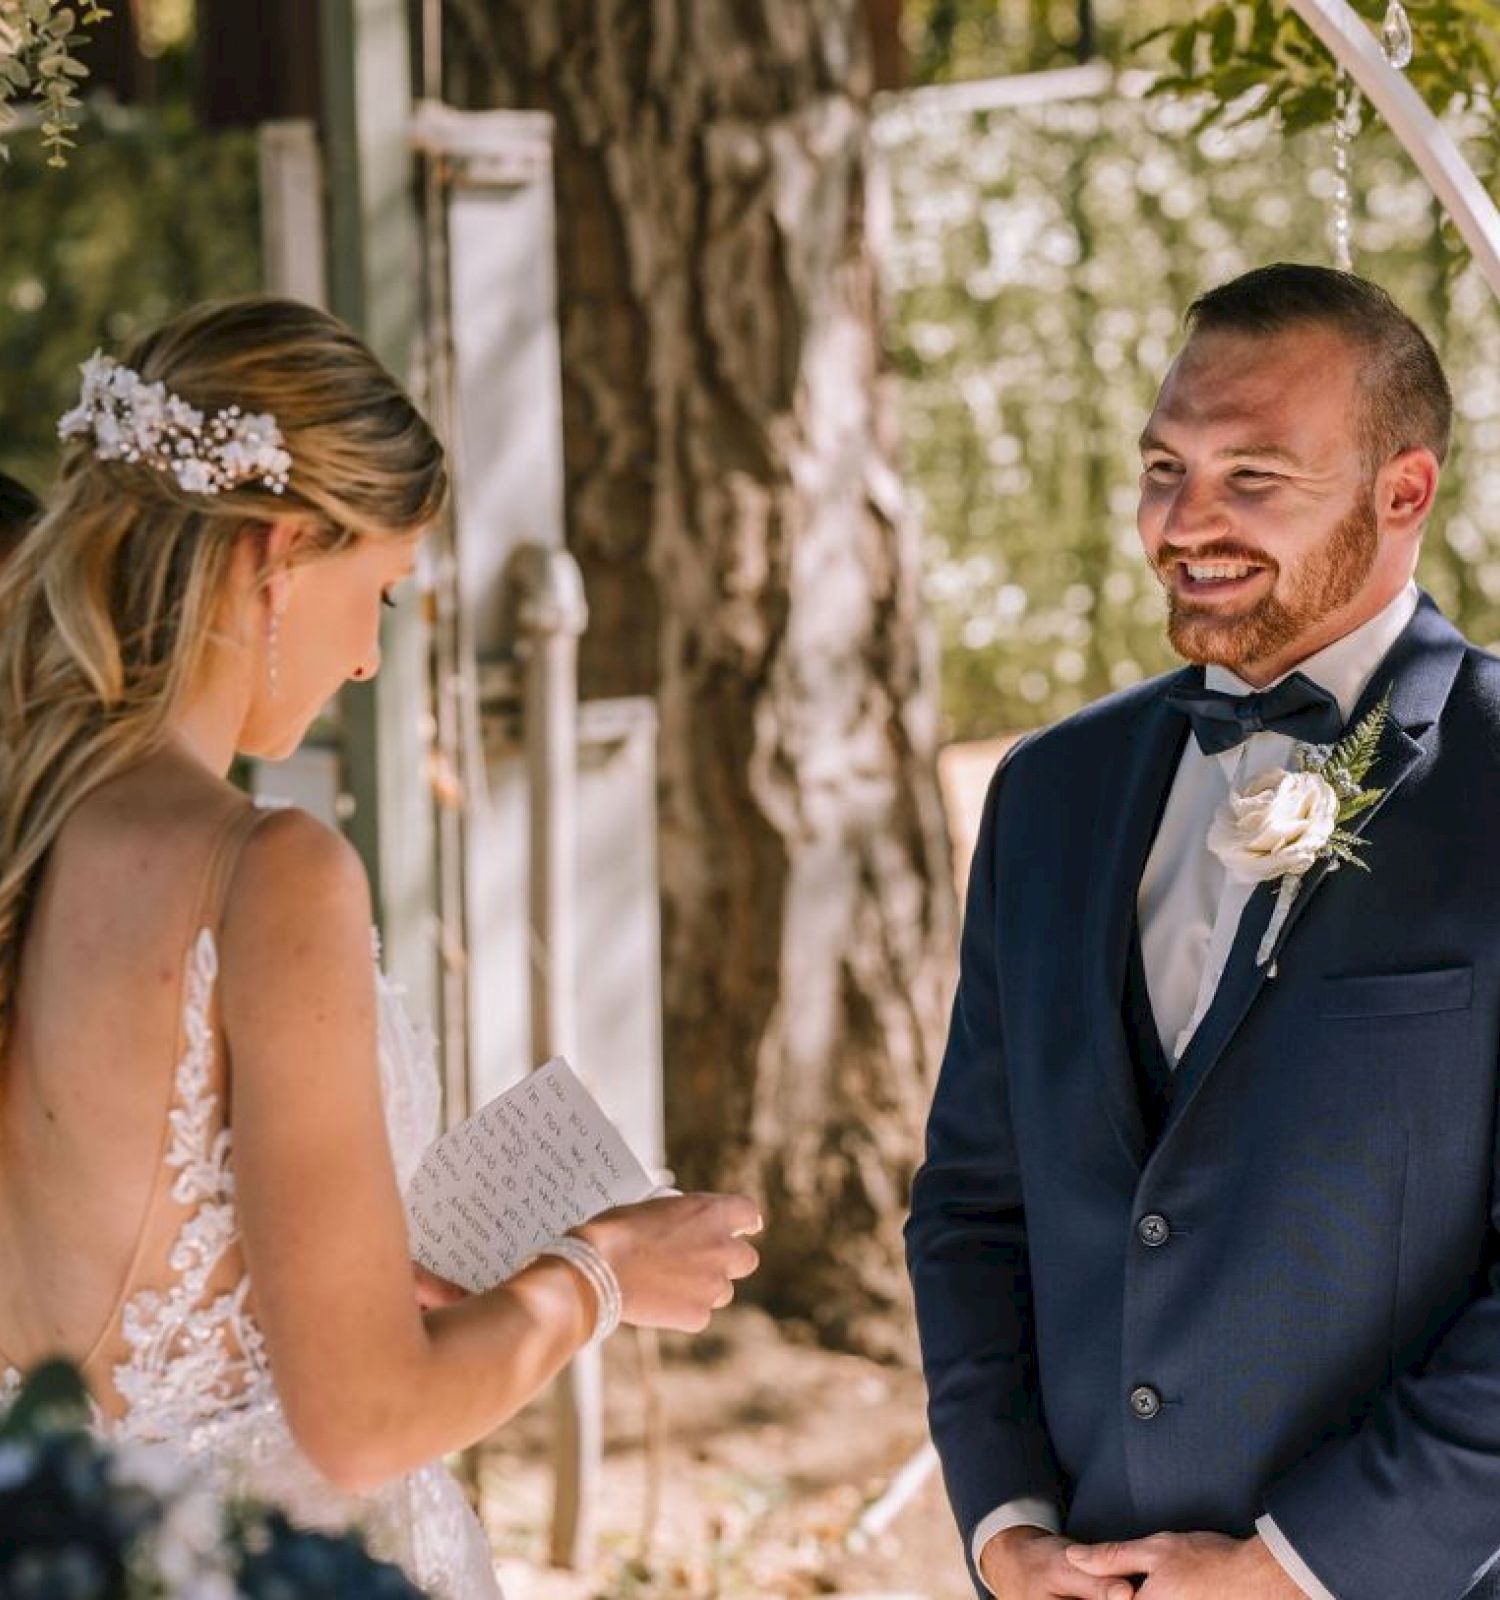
[1123,920,1174,1149]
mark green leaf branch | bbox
[0,0,108,167]
[1136,2,1499,200]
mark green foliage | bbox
[0,103,260,492]
[878,87,1500,739]
[1323,686,1390,799]
[1138,2,1500,181]
[907,0,1184,80]
[1301,687,1390,864]
[0,1357,90,1438]
[0,0,110,166]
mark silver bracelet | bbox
[534,1234,623,1345]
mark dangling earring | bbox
[267,603,283,698]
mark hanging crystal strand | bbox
[1381,1,1414,71]
[1330,71,1361,272]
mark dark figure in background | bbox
[908,264,1500,1600]
[0,474,40,559]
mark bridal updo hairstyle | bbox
[0,296,447,1054]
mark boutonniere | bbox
[1206,689,1392,970]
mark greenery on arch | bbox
[0,0,110,166]
[1140,2,1500,181]
[904,0,1184,81]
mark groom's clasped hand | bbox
[1065,1533,1303,1599]
[985,1526,1304,1598]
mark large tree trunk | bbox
[195,0,321,129]
[447,1,956,1357]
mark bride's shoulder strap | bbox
[192,799,280,945]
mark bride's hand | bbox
[574,1193,763,1333]
[413,1262,469,1311]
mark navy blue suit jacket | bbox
[907,598,1500,1599]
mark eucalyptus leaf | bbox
[0,0,107,164]
[1170,26,1200,78]
[1210,7,1241,67]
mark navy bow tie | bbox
[1165,671,1345,756]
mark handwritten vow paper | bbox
[405,1056,657,1293]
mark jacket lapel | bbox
[1085,672,1194,1167]
[1164,594,1467,1133]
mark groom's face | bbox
[1137,323,1402,686]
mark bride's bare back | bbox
[0,749,251,1412]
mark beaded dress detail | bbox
[0,924,500,1598]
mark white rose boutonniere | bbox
[1207,768,1340,883]
[1208,689,1392,969]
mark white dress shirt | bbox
[970,583,1420,1598]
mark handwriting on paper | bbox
[405,1056,657,1293]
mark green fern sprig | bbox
[1326,687,1391,791]
[1326,826,1374,869]
[1297,687,1393,869]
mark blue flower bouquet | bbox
[0,1361,427,1598]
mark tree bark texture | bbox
[195,0,322,129]
[447,0,957,1356]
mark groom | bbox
[907,263,1500,1600]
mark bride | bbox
[0,297,761,1595]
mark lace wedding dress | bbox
[0,818,501,1598]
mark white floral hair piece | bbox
[57,351,292,497]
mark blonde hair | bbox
[0,296,447,1053]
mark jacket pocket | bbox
[1318,966,1473,1020]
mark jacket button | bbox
[1129,1385,1162,1420]
[1137,1213,1170,1248]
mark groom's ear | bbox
[1376,447,1441,538]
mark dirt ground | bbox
[475,1306,974,1600]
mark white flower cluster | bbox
[57,351,292,497]
[112,1440,239,1599]
[0,1429,237,1598]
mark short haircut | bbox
[0,472,40,558]
[1185,263,1453,471]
